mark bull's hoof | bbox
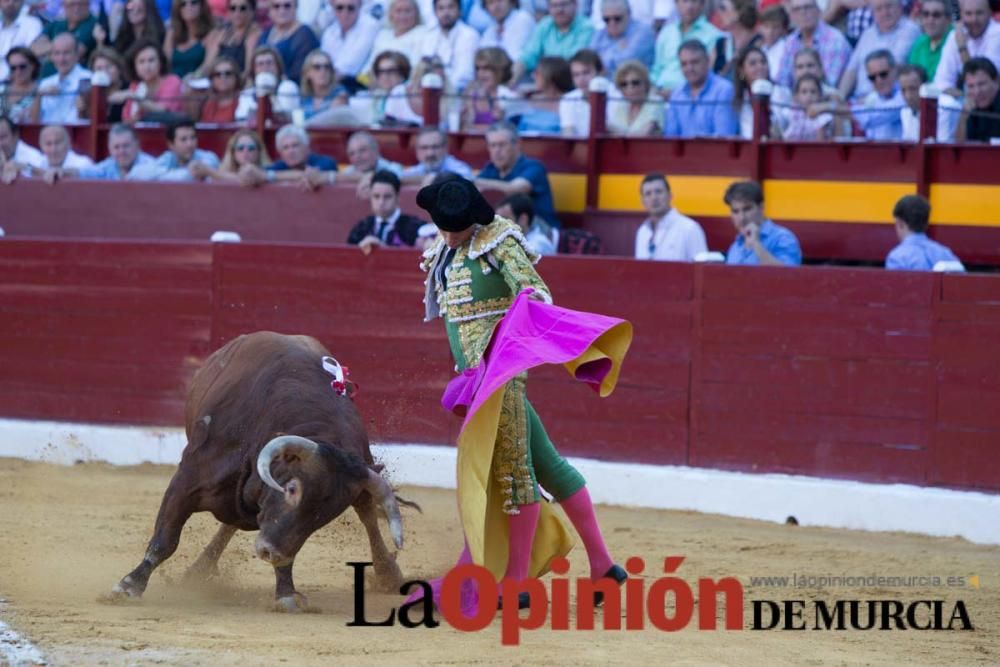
[99,579,143,604]
[182,561,220,585]
[272,592,318,614]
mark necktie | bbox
[376,219,390,243]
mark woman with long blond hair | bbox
[190,128,272,181]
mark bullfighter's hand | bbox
[358,236,383,255]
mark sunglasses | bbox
[8,62,30,71]
[602,14,624,22]
[180,0,200,7]
[620,78,644,88]
[334,3,356,9]
[376,67,399,75]
[228,3,250,10]
[212,69,236,77]
[311,62,333,70]
[920,9,945,17]
[234,142,258,151]
[867,69,891,82]
[271,2,293,9]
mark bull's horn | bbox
[366,470,404,550]
[256,435,321,493]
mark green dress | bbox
[421,218,584,513]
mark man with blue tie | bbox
[346,170,427,254]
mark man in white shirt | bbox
[933,0,1000,94]
[634,173,707,261]
[480,0,536,63]
[420,0,479,91]
[0,115,43,183]
[38,32,91,124]
[560,48,611,136]
[0,0,42,81]
[320,0,380,79]
[36,124,93,170]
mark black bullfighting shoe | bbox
[593,564,628,608]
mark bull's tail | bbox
[394,494,422,513]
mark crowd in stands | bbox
[0,0,998,140]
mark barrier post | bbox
[421,77,443,128]
[585,88,607,209]
[918,86,939,142]
[87,80,108,160]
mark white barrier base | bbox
[2,418,998,545]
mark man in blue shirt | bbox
[133,118,220,182]
[850,49,904,140]
[47,123,155,181]
[589,0,655,76]
[475,121,560,227]
[886,194,963,270]
[724,180,802,266]
[664,40,739,138]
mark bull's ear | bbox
[284,478,303,507]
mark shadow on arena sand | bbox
[0,458,998,665]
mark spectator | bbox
[164,0,215,77]
[235,45,301,121]
[651,0,722,93]
[133,117,220,180]
[634,173,707,261]
[239,123,337,187]
[518,55,573,132]
[461,46,517,130]
[197,54,241,121]
[260,0,320,83]
[344,130,403,178]
[109,0,167,58]
[775,0,852,89]
[1,47,40,122]
[121,40,185,122]
[850,49,904,139]
[513,0,593,84]
[480,0,536,64]
[956,56,1000,141]
[320,0,379,83]
[35,123,93,172]
[198,0,261,75]
[475,120,559,227]
[361,0,426,80]
[0,0,42,83]
[784,73,838,138]
[196,127,270,181]
[83,49,130,125]
[714,0,761,79]
[608,59,664,135]
[759,4,790,78]
[0,115,43,182]
[33,0,99,66]
[898,62,926,140]
[38,33,91,123]
[298,48,348,121]
[347,169,426,253]
[401,125,473,185]
[559,48,609,136]
[839,0,921,100]
[589,0,655,77]
[723,180,801,266]
[886,194,962,270]
[47,123,155,181]
[664,40,739,137]
[367,50,422,126]
[420,0,479,91]
[732,45,791,139]
[792,46,846,101]
[495,192,558,255]
[933,0,1000,95]
[907,0,952,81]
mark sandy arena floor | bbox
[0,457,997,666]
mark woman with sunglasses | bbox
[368,50,422,125]
[607,59,663,135]
[198,55,242,121]
[299,49,349,121]
[164,0,217,77]
[235,45,301,121]
[260,0,319,83]
[1,48,41,123]
[191,128,271,181]
[199,0,262,75]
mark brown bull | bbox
[110,331,406,611]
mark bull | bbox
[110,331,407,611]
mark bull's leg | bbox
[354,491,404,592]
[111,473,196,599]
[183,523,238,583]
[272,563,310,612]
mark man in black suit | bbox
[346,170,427,254]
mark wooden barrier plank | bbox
[928,428,1000,490]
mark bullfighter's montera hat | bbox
[416,175,495,233]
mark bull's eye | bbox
[284,479,302,506]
